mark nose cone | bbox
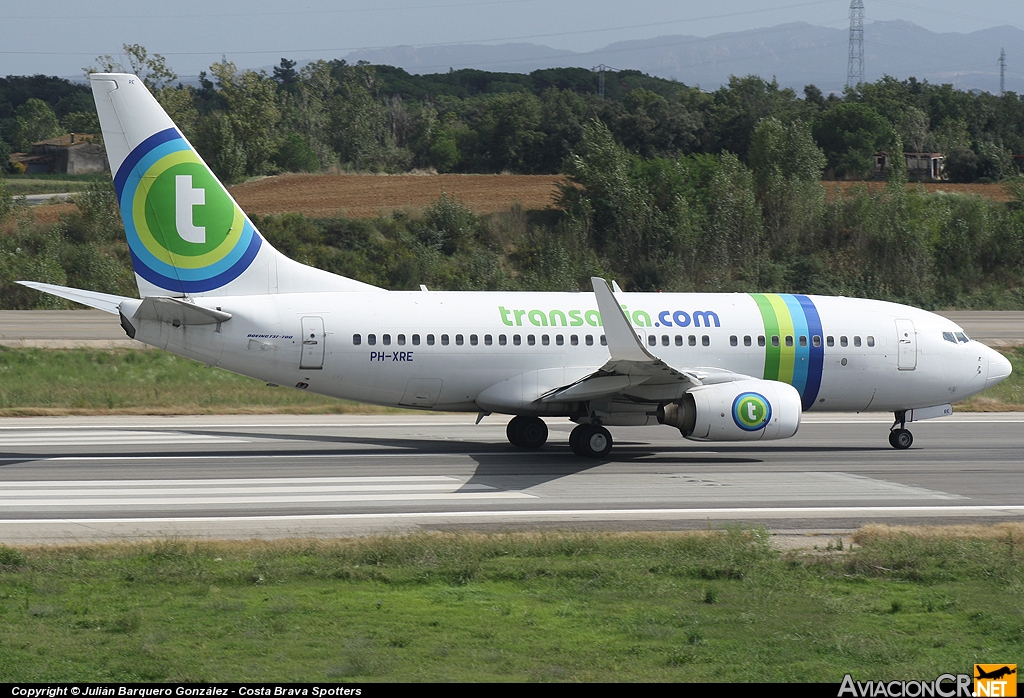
[986,346,1012,387]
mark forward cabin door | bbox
[895,318,917,370]
[300,316,325,370]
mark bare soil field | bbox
[229,172,566,218]
[19,176,1013,228]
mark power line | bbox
[0,0,837,58]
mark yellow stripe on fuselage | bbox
[766,294,796,385]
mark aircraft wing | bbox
[541,278,751,404]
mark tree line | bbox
[1,45,1024,181]
[3,121,1024,310]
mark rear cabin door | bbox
[300,316,325,370]
[895,318,917,370]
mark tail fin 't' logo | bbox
[114,128,261,293]
[175,174,206,244]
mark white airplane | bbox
[20,73,1012,457]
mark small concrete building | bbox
[10,133,108,174]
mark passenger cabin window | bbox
[470,334,478,346]
[352,334,361,345]
[441,334,449,346]
[799,336,807,347]
[702,335,710,347]
[675,335,683,346]
[648,335,657,347]
[513,335,522,345]
[866,336,875,347]
[499,335,507,346]
[600,335,607,346]
[412,334,421,345]
[812,335,821,348]
[455,334,464,346]
[586,335,594,346]
[744,336,752,347]
[853,336,862,347]
[571,335,579,346]
[484,334,492,346]
[426,334,435,346]
[840,336,848,347]
[785,336,793,347]
[730,335,738,346]
[382,334,391,346]
[368,334,377,346]
[771,336,779,347]
[397,334,406,345]
[758,335,766,347]
[528,335,536,346]
[556,335,564,346]
[541,335,550,346]
[689,335,697,346]
[662,335,669,346]
[827,336,834,347]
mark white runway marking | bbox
[0,475,535,508]
[4,505,1024,525]
[0,430,247,446]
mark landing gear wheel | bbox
[569,424,585,456]
[573,424,613,459]
[889,428,913,450]
[506,416,548,449]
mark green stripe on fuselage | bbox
[751,294,781,381]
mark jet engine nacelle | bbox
[658,379,802,441]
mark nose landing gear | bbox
[888,410,914,449]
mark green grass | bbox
[0,346,1020,415]
[0,347,397,415]
[0,527,1022,682]
[2,174,105,196]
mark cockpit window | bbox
[955,332,969,343]
[942,332,957,344]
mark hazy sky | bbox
[2,0,1020,79]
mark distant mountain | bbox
[346,20,1024,94]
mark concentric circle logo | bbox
[115,129,260,293]
[732,391,772,431]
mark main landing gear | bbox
[888,410,914,450]
[506,415,548,449]
[505,416,613,458]
[569,423,613,458]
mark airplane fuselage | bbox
[120,290,1001,419]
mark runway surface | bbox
[0,413,1021,543]
[1,310,1022,348]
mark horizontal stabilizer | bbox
[132,297,232,325]
[17,281,131,315]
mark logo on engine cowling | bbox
[733,392,772,431]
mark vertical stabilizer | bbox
[90,74,382,297]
